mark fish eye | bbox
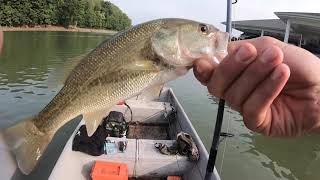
[199,24,208,34]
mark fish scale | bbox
[34,20,164,131]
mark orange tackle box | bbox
[91,161,128,180]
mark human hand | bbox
[194,37,320,137]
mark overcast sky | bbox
[109,0,320,33]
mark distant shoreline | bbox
[0,25,118,34]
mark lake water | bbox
[0,32,320,180]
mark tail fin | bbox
[2,118,53,175]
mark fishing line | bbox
[219,107,231,175]
[204,0,237,179]
[219,1,237,176]
[232,1,237,40]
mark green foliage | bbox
[102,1,131,31]
[0,0,131,31]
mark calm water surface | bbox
[0,32,320,180]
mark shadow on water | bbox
[0,31,110,179]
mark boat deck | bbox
[49,99,194,179]
[49,88,221,180]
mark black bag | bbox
[103,111,128,138]
[72,125,106,156]
[72,111,127,156]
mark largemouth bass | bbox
[3,18,229,174]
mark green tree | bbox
[102,1,131,31]
[0,0,132,30]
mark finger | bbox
[230,37,285,54]
[192,40,245,85]
[207,42,257,98]
[224,45,284,112]
[242,63,290,134]
[193,58,215,85]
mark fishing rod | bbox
[204,0,235,179]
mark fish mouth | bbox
[155,30,229,68]
[213,49,228,64]
[175,31,229,67]
[214,31,229,63]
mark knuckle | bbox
[245,66,260,79]
[241,42,253,49]
[207,83,222,98]
[224,91,241,111]
[227,102,241,112]
[227,42,238,54]
[194,72,205,83]
[207,86,219,97]
[207,71,223,98]
[242,104,268,133]
[242,105,257,126]
[242,117,257,132]
[259,36,278,45]
[243,117,269,135]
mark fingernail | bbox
[235,46,252,63]
[271,68,283,80]
[261,47,277,63]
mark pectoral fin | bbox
[82,109,111,136]
[137,84,164,101]
[123,60,159,71]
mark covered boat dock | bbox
[223,12,320,54]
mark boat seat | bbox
[136,139,194,177]
[111,100,173,124]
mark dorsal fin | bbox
[137,84,164,101]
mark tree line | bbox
[0,0,132,31]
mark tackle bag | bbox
[72,125,106,156]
